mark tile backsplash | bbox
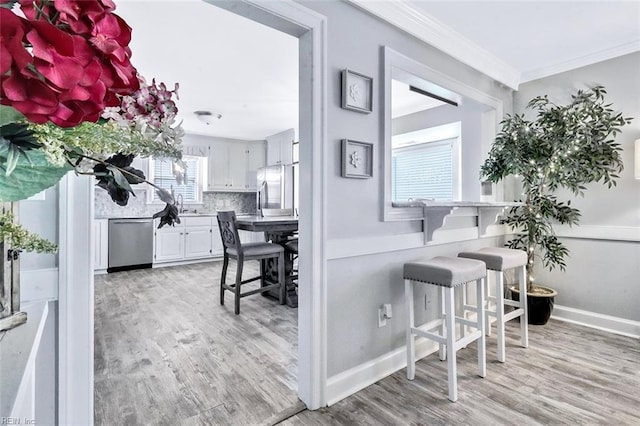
[95,188,257,218]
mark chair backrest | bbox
[216,211,241,252]
[261,208,294,217]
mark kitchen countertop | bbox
[95,212,257,220]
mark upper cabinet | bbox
[208,140,265,192]
[266,128,295,165]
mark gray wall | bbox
[303,0,513,241]
[514,52,640,321]
[299,1,514,376]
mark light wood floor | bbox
[97,264,640,425]
[284,319,640,425]
[94,261,299,426]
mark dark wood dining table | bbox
[235,215,298,307]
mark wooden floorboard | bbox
[283,319,640,426]
[94,260,299,426]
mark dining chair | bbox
[216,211,285,315]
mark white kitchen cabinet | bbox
[184,226,213,258]
[266,128,294,165]
[154,216,224,263]
[154,226,185,262]
[245,142,266,191]
[93,219,109,272]
[208,140,265,191]
[212,222,224,256]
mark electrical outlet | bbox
[378,303,392,328]
[378,308,387,327]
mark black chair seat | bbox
[228,242,284,258]
[284,239,298,254]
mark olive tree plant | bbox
[480,86,631,293]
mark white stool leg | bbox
[438,286,446,361]
[405,279,416,380]
[485,273,492,337]
[519,266,529,348]
[460,285,466,344]
[444,286,457,402]
[476,278,486,378]
[496,270,506,363]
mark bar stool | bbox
[458,247,528,362]
[403,256,487,402]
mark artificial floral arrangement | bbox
[0,0,186,254]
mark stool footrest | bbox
[412,328,446,344]
[415,318,444,332]
[455,317,480,328]
[463,304,479,312]
[503,299,520,308]
[503,308,524,322]
[454,330,482,351]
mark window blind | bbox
[392,138,455,202]
[152,156,200,202]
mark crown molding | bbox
[521,40,640,83]
[348,0,521,90]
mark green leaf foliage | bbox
[0,211,58,253]
[480,86,631,289]
[0,144,72,202]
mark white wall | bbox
[514,52,640,323]
[299,1,513,384]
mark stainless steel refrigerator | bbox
[256,164,295,215]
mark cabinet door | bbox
[184,226,213,259]
[267,138,281,165]
[94,220,109,270]
[227,142,247,191]
[154,227,185,262]
[246,142,266,191]
[209,142,229,190]
[211,223,224,257]
[279,138,293,165]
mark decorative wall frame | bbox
[342,139,373,178]
[341,69,373,113]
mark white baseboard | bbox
[326,339,439,406]
[20,268,59,303]
[152,257,222,269]
[552,304,640,339]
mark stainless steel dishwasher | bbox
[108,218,154,272]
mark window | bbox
[392,138,456,202]
[391,122,461,203]
[148,155,206,203]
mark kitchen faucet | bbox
[176,193,184,213]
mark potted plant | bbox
[480,86,631,325]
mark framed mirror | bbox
[382,46,504,221]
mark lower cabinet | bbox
[154,226,185,262]
[154,216,224,264]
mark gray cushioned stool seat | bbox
[458,247,527,271]
[403,256,486,287]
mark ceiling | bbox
[115,0,640,140]
[116,0,298,141]
[411,1,640,83]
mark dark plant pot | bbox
[510,285,558,325]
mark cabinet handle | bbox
[186,232,189,235]
[180,233,183,235]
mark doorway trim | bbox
[58,1,328,423]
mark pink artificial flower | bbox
[0,9,31,75]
